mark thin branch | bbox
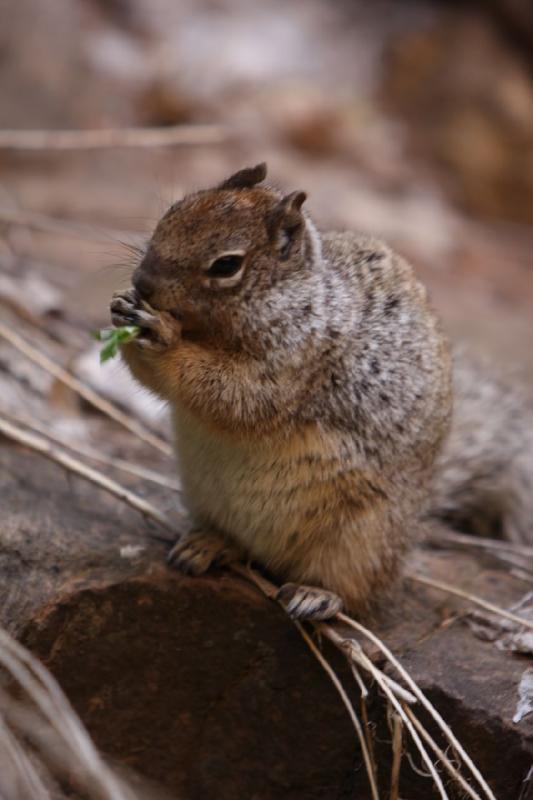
[230,565,380,798]
[349,664,379,784]
[429,530,533,559]
[337,613,498,800]
[0,321,173,457]
[358,677,378,790]
[230,562,278,599]
[0,714,52,800]
[330,633,449,800]
[389,711,402,800]
[407,573,533,631]
[351,664,368,699]
[403,705,484,800]
[233,563,488,798]
[0,416,176,542]
[3,409,181,492]
[0,125,227,151]
[293,622,380,800]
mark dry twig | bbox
[0,125,227,151]
[324,628,450,799]
[389,712,402,800]
[429,530,533,559]
[0,416,176,542]
[3,409,181,492]
[403,705,484,800]
[351,666,378,783]
[337,613,498,800]
[293,622,380,800]
[231,563,496,800]
[234,565,467,799]
[407,573,533,631]
[0,321,173,456]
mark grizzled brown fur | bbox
[110,163,532,618]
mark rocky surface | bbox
[2,441,532,799]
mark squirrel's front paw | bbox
[276,583,342,621]
[167,530,238,576]
[110,288,181,352]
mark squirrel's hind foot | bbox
[167,530,238,576]
[276,583,342,621]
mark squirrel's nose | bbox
[133,270,156,301]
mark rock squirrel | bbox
[110,163,533,620]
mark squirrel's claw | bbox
[110,288,180,350]
[276,583,342,621]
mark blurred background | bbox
[1,0,532,387]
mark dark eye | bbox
[206,254,244,278]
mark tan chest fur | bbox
[172,405,363,570]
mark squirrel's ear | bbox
[218,162,267,190]
[269,191,307,260]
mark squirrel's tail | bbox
[428,348,533,544]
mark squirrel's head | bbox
[132,163,321,348]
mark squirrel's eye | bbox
[206,254,244,278]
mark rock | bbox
[1,439,533,799]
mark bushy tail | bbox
[428,348,533,544]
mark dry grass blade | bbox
[231,564,381,797]
[337,613,498,800]
[0,714,52,800]
[3,409,181,492]
[233,564,488,799]
[351,665,379,789]
[335,635,450,800]
[0,416,176,542]
[389,711,402,800]
[0,125,227,150]
[321,623,416,704]
[0,321,173,456]
[0,626,139,800]
[429,531,533,559]
[403,705,484,800]
[293,622,380,800]
[407,573,533,631]
[351,664,368,698]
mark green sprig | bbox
[92,326,140,363]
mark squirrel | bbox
[110,162,533,620]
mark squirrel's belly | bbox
[172,407,359,566]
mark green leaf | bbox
[91,326,140,363]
